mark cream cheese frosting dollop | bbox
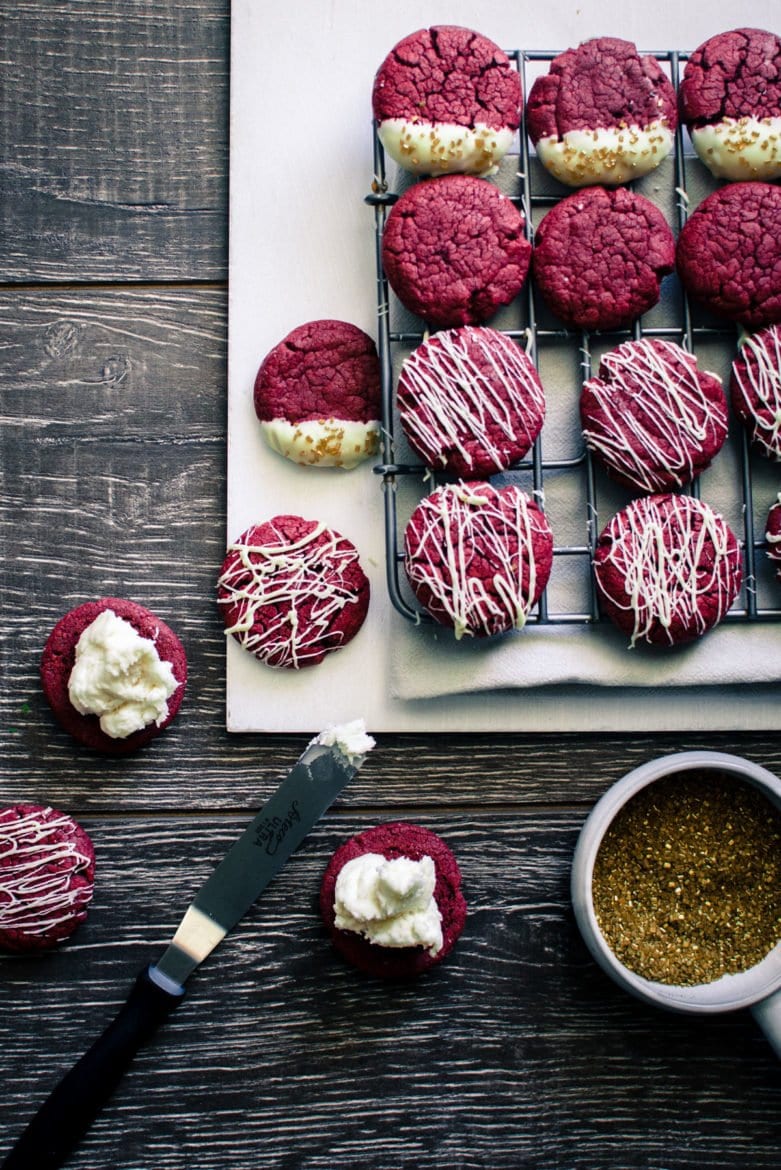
[333,852,443,955]
[312,719,376,766]
[67,609,178,738]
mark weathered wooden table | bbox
[1,4,779,1167]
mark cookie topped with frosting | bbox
[40,598,187,754]
[320,821,467,979]
[580,338,728,492]
[680,28,781,181]
[397,326,546,476]
[594,493,742,648]
[0,804,96,952]
[217,516,370,669]
[526,37,677,187]
[372,25,522,176]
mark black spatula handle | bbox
[1,965,185,1170]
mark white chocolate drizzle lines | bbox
[404,483,551,640]
[217,521,364,668]
[0,809,93,938]
[595,495,741,647]
[732,325,781,460]
[398,327,545,473]
[581,339,727,491]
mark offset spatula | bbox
[1,723,373,1170]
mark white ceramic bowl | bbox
[571,750,781,1056]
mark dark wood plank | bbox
[1,815,778,1170]
[0,1,228,283]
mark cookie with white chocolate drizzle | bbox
[397,326,546,477]
[766,493,781,580]
[0,804,95,952]
[403,481,553,639]
[217,516,370,669]
[580,338,728,493]
[730,323,781,461]
[593,493,742,648]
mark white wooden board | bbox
[228,0,781,731]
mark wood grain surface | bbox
[1,3,780,1168]
[0,0,228,283]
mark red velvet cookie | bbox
[381,174,531,328]
[676,182,781,329]
[217,516,370,669]
[0,804,95,952]
[580,338,728,492]
[372,25,522,177]
[533,186,675,332]
[766,494,781,579]
[680,28,781,181]
[730,324,781,460]
[40,598,187,754]
[594,493,742,647]
[403,481,553,639]
[253,320,381,470]
[397,326,545,476]
[320,821,467,979]
[527,37,677,187]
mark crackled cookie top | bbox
[372,25,522,176]
[527,37,677,187]
[403,481,553,639]
[397,326,545,476]
[382,175,531,328]
[580,338,728,492]
[533,186,675,332]
[680,28,781,181]
[676,182,781,329]
[253,320,381,470]
[730,324,781,460]
[217,516,370,669]
[594,493,742,648]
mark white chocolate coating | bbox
[261,417,380,470]
[333,852,443,955]
[691,117,781,181]
[731,325,781,460]
[535,121,674,186]
[405,483,550,640]
[399,327,545,473]
[378,118,514,177]
[68,609,178,738]
[581,339,726,491]
[0,809,93,939]
[217,522,365,669]
[595,496,739,648]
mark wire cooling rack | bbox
[366,47,781,632]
